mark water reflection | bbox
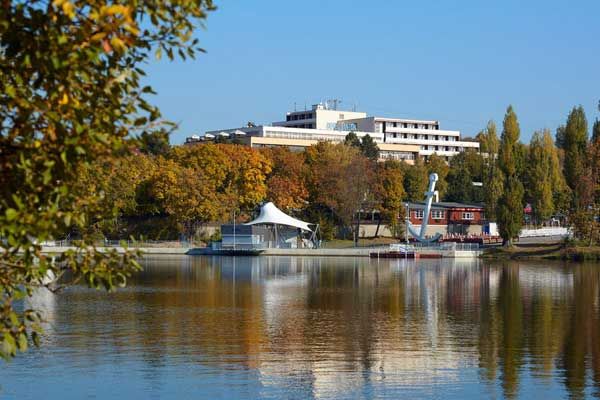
[2,256,600,399]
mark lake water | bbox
[1,256,600,399]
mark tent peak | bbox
[245,202,312,232]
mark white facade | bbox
[194,102,479,159]
[273,103,367,131]
[343,116,479,157]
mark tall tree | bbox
[425,154,449,199]
[149,157,215,238]
[344,131,361,147]
[0,0,215,359]
[555,125,566,149]
[443,150,484,203]
[563,106,589,209]
[305,142,374,239]
[496,106,525,245]
[360,134,380,161]
[445,152,475,202]
[526,130,560,225]
[571,137,600,244]
[261,147,309,212]
[592,119,600,144]
[402,158,428,202]
[480,121,503,220]
[374,160,406,238]
[169,143,272,221]
[138,129,171,156]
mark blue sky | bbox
[145,0,600,144]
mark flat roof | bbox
[374,117,439,124]
[407,201,484,210]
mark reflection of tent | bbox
[245,202,312,231]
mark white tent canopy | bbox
[245,202,312,232]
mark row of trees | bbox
[84,139,406,242]
[487,105,600,245]
[83,132,492,242]
[81,102,600,247]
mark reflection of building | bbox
[407,201,486,236]
[188,102,479,162]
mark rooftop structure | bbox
[187,102,479,161]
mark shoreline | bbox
[481,242,600,261]
[40,246,189,255]
[40,246,482,258]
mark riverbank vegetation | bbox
[483,239,600,261]
[77,102,600,252]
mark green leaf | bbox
[17,333,28,351]
[6,85,16,98]
[5,208,18,221]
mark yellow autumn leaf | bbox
[110,36,126,52]
[59,93,69,105]
[124,24,140,36]
[62,1,75,19]
[103,5,130,17]
[90,32,107,42]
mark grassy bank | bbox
[482,240,600,261]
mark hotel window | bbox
[415,210,424,219]
[462,212,474,220]
[393,122,397,127]
[431,210,444,219]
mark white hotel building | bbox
[191,103,479,162]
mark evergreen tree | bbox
[496,106,525,245]
[563,106,588,209]
[138,129,171,156]
[445,152,474,202]
[425,154,449,198]
[344,131,361,147]
[555,125,566,149]
[360,134,380,161]
[592,119,600,144]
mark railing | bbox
[519,227,570,238]
[405,242,481,251]
[41,239,196,248]
[211,242,268,250]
